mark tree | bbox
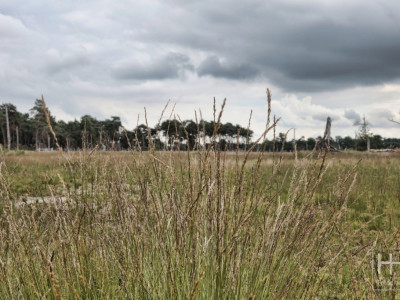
[260,138,274,152]
[133,124,155,150]
[102,116,122,150]
[200,120,214,141]
[276,133,288,151]
[306,137,316,150]
[81,115,101,148]
[0,103,23,149]
[17,113,34,149]
[183,120,197,150]
[354,115,372,151]
[30,98,56,150]
[370,135,384,149]
[335,136,353,150]
[161,119,183,149]
[220,122,236,150]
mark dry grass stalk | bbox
[41,95,62,152]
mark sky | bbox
[1,0,400,139]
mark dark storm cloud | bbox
[3,0,400,92]
[113,53,194,80]
[134,0,400,91]
[197,56,259,80]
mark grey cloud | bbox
[344,109,361,122]
[132,0,400,91]
[113,53,194,80]
[4,0,400,92]
[197,56,259,80]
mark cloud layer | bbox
[0,0,400,137]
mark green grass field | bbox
[0,149,400,299]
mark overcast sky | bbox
[1,0,400,139]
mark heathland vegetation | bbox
[0,92,400,298]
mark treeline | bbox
[1,101,399,151]
[263,133,400,152]
[0,100,254,151]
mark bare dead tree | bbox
[354,115,371,151]
[316,117,338,151]
[323,117,331,147]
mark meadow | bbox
[1,96,400,299]
[0,147,399,299]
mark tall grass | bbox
[0,93,397,298]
